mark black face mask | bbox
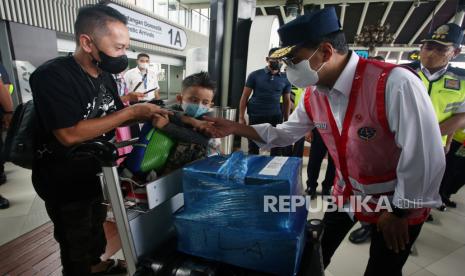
[92,47,128,74]
[269,60,282,71]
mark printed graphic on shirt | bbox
[83,85,118,119]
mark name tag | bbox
[444,79,460,90]
[315,122,328,130]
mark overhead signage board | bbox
[108,3,188,50]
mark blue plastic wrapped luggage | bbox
[174,152,308,276]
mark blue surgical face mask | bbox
[181,102,210,118]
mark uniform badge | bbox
[432,24,449,40]
[444,79,460,90]
[357,127,377,141]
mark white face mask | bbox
[286,49,326,88]
[138,62,148,70]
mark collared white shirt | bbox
[252,52,445,208]
[124,67,159,100]
[420,63,448,82]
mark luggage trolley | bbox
[69,139,326,276]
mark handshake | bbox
[150,112,235,139]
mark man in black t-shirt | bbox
[30,4,169,276]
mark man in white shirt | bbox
[200,8,445,276]
[124,53,160,101]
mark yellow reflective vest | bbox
[414,67,465,144]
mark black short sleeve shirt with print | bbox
[30,56,124,203]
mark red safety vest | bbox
[304,58,430,225]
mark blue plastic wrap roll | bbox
[174,152,308,275]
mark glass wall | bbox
[157,64,169,99]
[192,9,200,33]
[168,0,179,23]
[169,65,185,99]
[137,0,153,12]
[200,9,209,35]
[153,0,168,18]
[131,0,210,35]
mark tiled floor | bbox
[303,158,465,276]
[1,158,465,276]
[0,163,47,247]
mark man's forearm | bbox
[0,84,13,112]
[449,113,465,129]
[232,123,264,143]
[54,107,136,146]
[239,97,247,119]
[283,101,291,121]
[442,113,465,134]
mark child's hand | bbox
[191,119,212,130]
[152,114,170,129]
[181,116,212,130]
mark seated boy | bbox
[152,72,220,173]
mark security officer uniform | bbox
[408,23,465,207]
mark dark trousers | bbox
[248,114,287,156]
[291,137,305,157]
[322,211,423,276]
[307,129,335,191]
[440,140,465,198]
[45,197,107,276]
[282,137,305,157]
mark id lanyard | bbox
[141,72,148,90]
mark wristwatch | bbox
[391,206,409,218]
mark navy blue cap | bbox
[271,7,341,58]
[422,23,464,47]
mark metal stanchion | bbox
[211,106,237,154]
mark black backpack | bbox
[3,83,107,170]
[4,100,36,169]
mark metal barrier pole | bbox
[102,166,138,275]
[212,106,237,154]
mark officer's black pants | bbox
[307,129,335,192]
[440,140,465,198]
[321,211,423,276]
[248,114,288,156]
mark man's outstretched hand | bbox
[197,116,236,138]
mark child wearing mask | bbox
[152,72,221,173]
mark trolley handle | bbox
[114,137,139,149]
[68,140,118,167]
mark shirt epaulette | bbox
[447,66,465,78]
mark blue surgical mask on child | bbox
[181,102,210,118]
